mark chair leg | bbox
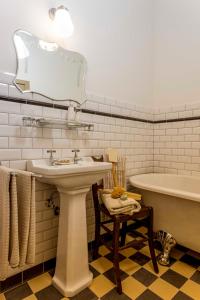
[113,219,122,294]
[93,216,101,259]
[93,224,100,259]
[120,221,127,246]
[147,207,159,274]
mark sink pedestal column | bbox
[52,186,93,297]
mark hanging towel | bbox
[16,170,35,266]
[102,193,141,215]
[9,173,20,267]
[0,167,11,280]
[0,167,35,280]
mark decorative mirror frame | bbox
[13,29,87,105]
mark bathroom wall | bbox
[0,80,154,276]
[153,0,200,107]
[0,0,155,277]
[0,0,154,106]
[1,0,200,277]
[154,104,200,175]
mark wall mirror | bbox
[13,30,86,104]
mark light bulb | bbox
[50,6,74,38]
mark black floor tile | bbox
[132,268,157,286]
[70,287,98,300]
[0,273,22,292]
[104,268,128,285]
[101,289,131,300]
[35,285,63,300]
[180,254,200,268]
[190,270,200,284]
[105,252,125,263]
[89,265,100,278]
[23,264,43,281]
[128,231,141,238]
[4,283,32,300]
[136,289,163,300]
[129,252,150,266]
[161,269,187,288]
[133,243,146,250]
[171,291,194,300]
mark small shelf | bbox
[22,117,94,131]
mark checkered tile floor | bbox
[1,227,200,299]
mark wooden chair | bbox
[91,156,159,294]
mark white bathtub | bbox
[129,173,200,252]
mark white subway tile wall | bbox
[0,81,154,276]
[154,102,200,175]
[154,119,200,175]
[2,77,200,276]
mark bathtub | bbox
[129,173,200,253]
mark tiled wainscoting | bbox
[154,105,200,175]
[2,78,200,280]
[0,81,154,278]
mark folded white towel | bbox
[102,193,141,215]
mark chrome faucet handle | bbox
[72,149,80,164]
[72,149,80,153]
[47,150,56,154]
[47,150,56,165]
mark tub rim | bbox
[129,173,200,203]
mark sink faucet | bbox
[72,149,80,164]
[47,150,56,165]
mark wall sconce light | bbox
[49,5,74,38]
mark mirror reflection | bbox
[13,30,86,104]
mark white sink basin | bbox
[27,157,112,297]
[27,157,111,189]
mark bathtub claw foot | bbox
[155,230,176,266]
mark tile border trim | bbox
[1,95,200,124]
[0,96,153,124]
[0,258,56,293]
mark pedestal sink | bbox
[27,157,112,297]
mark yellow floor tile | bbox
[122,276,146,299]
[119,258,140,275]
[171,261,196,278]
[0,294,5,300]
[149,278,178,300]
[23,295,38,300]
[136,226,147,235]
[181,280,200,299]
[144,261,166,276]
[140,245,160,258]
[139,245,151,257]
[90,257,113,273]
[120,247,137,257]
[126,235,134,243]
[28,272,52,293]
[98,245,110,256]
[89,274,115,297]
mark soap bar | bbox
[107,148,118,162]
[125,192,142,201]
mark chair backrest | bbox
[91,154,126,221]
[92,154,126,188]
